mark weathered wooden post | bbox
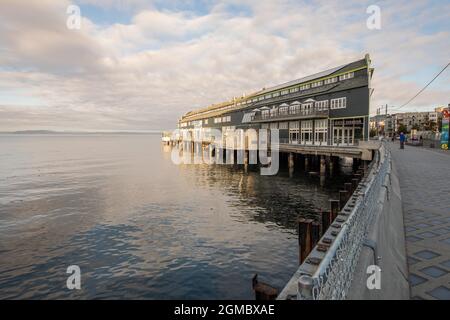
[339,190,348,210]
[311,221,321,250]
[351,178,359,190]
[298,218,313,264]
[252,274,278,300]
[321,209,332,235]
[319,155,326,176]
[326,156,333,176]
[288,152,295,169]
[329,199,340,221]
[344,182,353,196]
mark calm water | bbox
[0,134,349,299]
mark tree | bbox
[397,124,407,134]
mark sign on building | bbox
[441,110,449,150]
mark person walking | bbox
[399,132,406,149]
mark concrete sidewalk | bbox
[389,142,450,300]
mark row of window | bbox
[330,97,347,109]
[181,96,347,127]
[261,119,327,130]
[183,71,356,121]
[213,115,231,124]
[260,97,347,118]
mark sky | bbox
[0,0,449,132]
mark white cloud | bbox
[0,0,449,131]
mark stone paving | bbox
[389,142,450,300]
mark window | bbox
[279,122,288,129]
[289,103,300,114]
[221,116,231,123]
[301,102,313,114]
[289,121,299,144]
[273,92,280,97]
[279,106,288,115]
[330,97,347,109]
[300,84,310,90]
[289,87,299,93]
[270,107,277,117]
[324,77,337,85]
[281,89,289,95]
[265,94,272,99]
[316,100,328,111]
[204,119,208,125]
[314,119,328,145]
[261,110,270,119]
[214,117,222,124]
[311,81,323,88]
[258,96,264,101]
[269,122,278,129]
[339,72,354,81]
[252,98,258,102]
[300,120,313,144]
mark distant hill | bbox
[12,130,58,134]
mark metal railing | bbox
[297,143,391,300]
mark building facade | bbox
[178,55,374,146]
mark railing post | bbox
[297,275,313,300]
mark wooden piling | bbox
[344,182,353,195]
[252,274,278,300]
[311,221,321,250]
[339,190,348,210]
[319,155,326,176]
[329,199,340,221]
[351,178,359,190]
[321,210,332,235]
[298,218,313,264]
[288,152,295,169]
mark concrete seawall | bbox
[278,143,410,300]
[347,157,410,299]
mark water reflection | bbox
[0,134,351,299]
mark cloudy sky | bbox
[0,0,449,131]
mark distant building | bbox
[370,114,394,137]
[393,112,430,132]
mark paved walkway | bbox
[389,142,450,300]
